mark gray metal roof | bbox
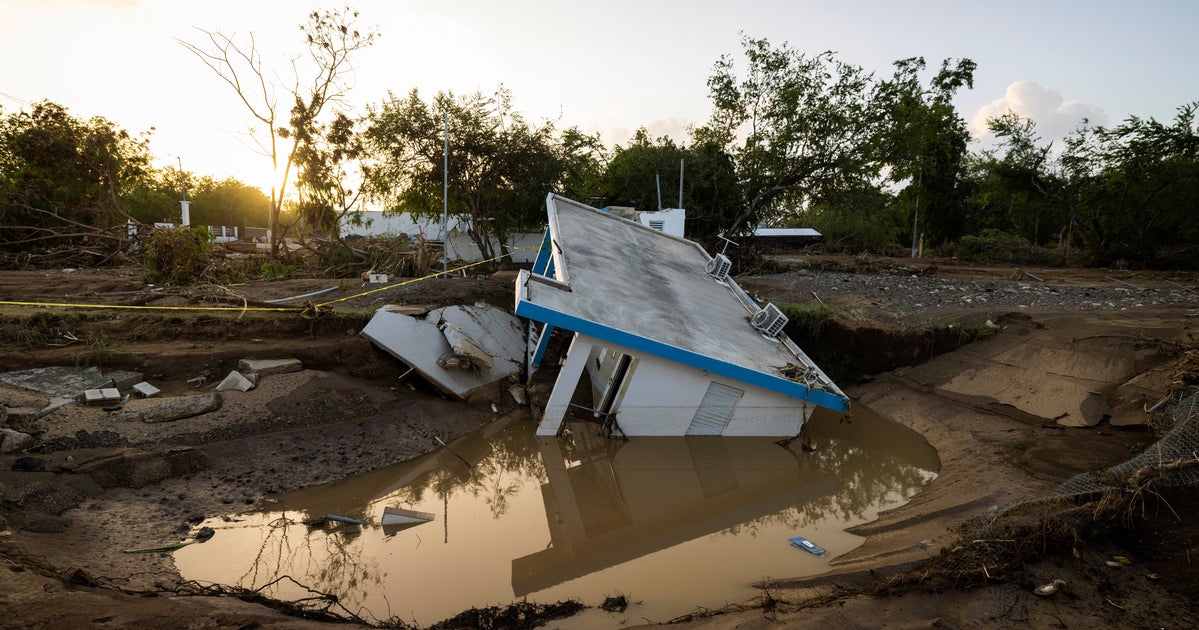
[517,194,846,409]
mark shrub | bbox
[142,227,213,284]
[260,259,295,281]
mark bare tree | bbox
[178,4,377,256]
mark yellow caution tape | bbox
[0,300,298,313]
[315,247,538,307]
[0,247,541,315]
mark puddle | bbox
[175,403,938,626]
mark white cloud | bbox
[592,117,695,150]
[970,80,1108,147]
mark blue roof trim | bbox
[515,296,849,412]
[532,229,553,277]
[531,322,554,367]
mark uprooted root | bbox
[426,600,585,630]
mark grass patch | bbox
[73,334,113,368]
[777,302,856,338]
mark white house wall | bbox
[636,208,686,237]
[558,334,810,437]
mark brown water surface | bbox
[175,404,938,626]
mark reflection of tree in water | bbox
[387,421,547,521]
[722,435,933,537]
[237,513,386,616]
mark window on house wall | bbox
[687,381,745,435]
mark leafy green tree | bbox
[595,128,739,241]
[122,168,269,229]
[0,100,153,258]
[701,37,882,237]
[556,127,607,202]
[599,128,687,211]
[875,57,976,249]
[963,112,1074,254]
[679,136,741,240]
[364,86,570,262]
[179,4,377,256]
[806,183,902,253]
[292,111,366,239]
[1082,103,1199,265]
[189,176,271,228]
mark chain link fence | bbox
[996,390,1199,519]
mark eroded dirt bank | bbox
[3,261,1199,628]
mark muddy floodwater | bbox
[175,404,938,627]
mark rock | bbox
[0,428,33,453]
[112,392,221,423]
[75,447,208,489]
[11,457,45,472]
[237,358,302,379]
[221,494,236,504]
[23,514,70,533]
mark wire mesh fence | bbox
[996,389,1199,520]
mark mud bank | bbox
[3,262,1199,628]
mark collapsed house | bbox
[516,194,848,437]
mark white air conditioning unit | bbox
[705,253,732,282]
[751,302,789,337]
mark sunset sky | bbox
[2,0,1195,194]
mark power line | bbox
[0,91,31,107]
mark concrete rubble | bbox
[215,370,256,393]
[132,382,161,398]
[82,388,121,405]
[112,392,221,424]
[0,428,33,453]
[0,366,155,422]
[362,303,524,400]
[237,358,302,379]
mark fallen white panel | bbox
[132,382,161,398]
[362,303,525,400]
[381,506,435,525]
[215,370,255,392]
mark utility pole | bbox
[443,113,448,277]
[678,159,684,209]
[178,156,191,227]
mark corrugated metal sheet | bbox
[687,382,744,435]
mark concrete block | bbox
[132,382,161,398]
[113,392,221,423]
[236,358,302,378]
[83,388,120,404]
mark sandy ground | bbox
[2,257,1199,628]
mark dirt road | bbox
[2,258,1198,628]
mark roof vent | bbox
[705,253,732,282]
[751,303,789,337]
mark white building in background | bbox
[516,194,848,438]
[339,211,541,264]
[600,206,687,238]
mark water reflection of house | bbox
[511,427,837,596]
[516,194,848,437]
